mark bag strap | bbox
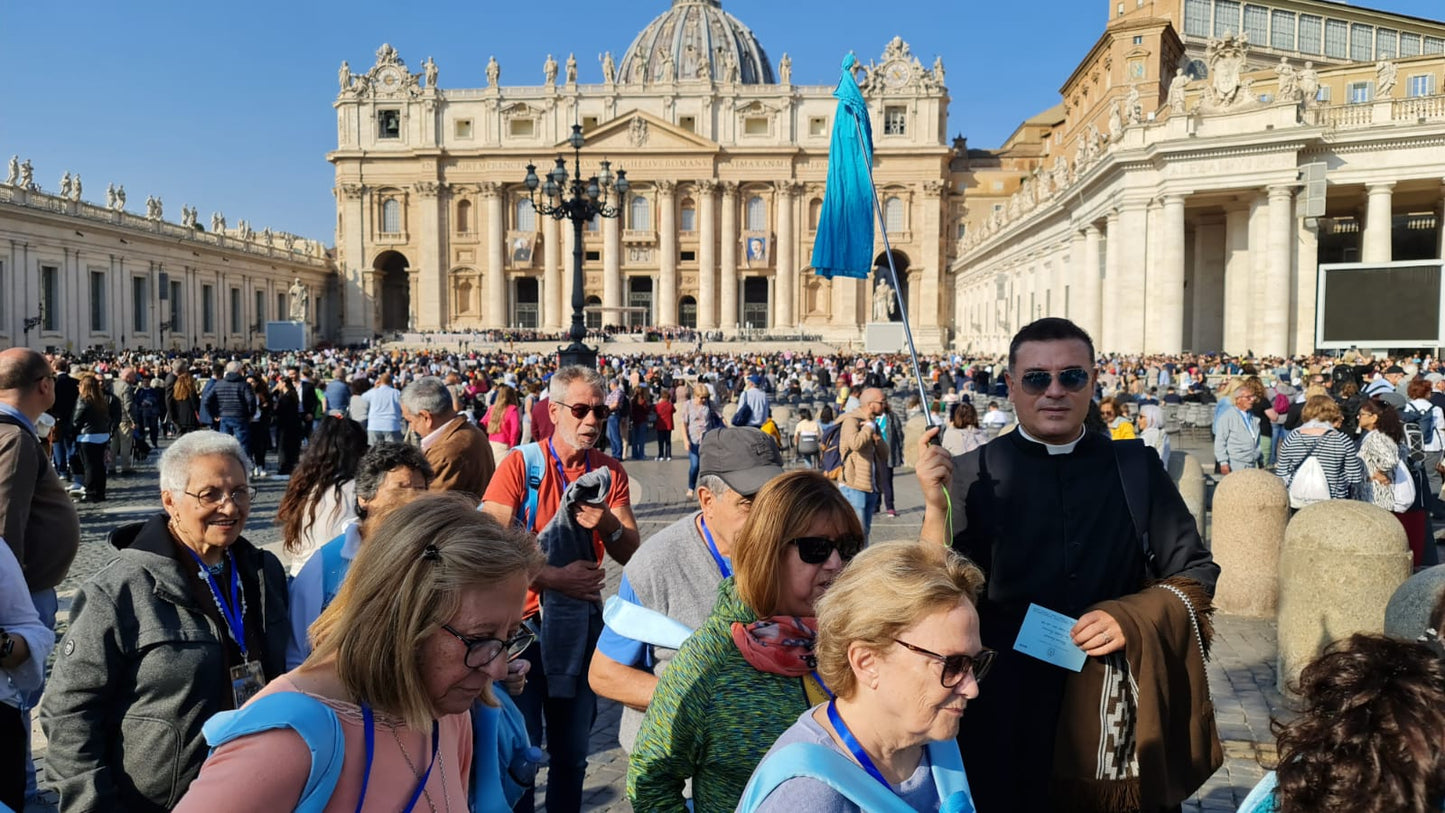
[511,443,546,532]
[202,692,344,813]
[1112,439,1155,577]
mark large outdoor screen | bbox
[1317,261,1445,349]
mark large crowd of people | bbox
[2,321,1445,812]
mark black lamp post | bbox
[159,320,174,349]
[22,302,44,342]
[522,124,629,369]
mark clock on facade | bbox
[881,60,911,89]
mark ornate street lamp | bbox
[22,302,44,341]
[522,124,629,369]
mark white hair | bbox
[400,376,453,416]
[159,431,252,494]
[548,366,606,402]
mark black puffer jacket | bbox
[71,394,118,438]
[203,372,258,421]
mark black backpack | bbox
[1401,403,1437,466]
[819,421,847,480]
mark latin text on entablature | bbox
[450,160,532,172]
[724,158,794,170]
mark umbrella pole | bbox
[854,117,937,430]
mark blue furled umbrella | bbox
[811,52,874,281]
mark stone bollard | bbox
[721,402,737,424]
[1384,565,1445,640]
[1277,500,1411,701]
[1211,469,1289,617]
[1168,451,1207,540]
[901,414,929,469]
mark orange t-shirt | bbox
[483,444,631,616]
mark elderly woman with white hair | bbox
[1136,403,1171,463]
[736,541,991,813]
[40,431,288,813]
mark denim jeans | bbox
[23,588,57,800]
[839,484,878,541]
[629,424,648,460]
[512,618,601,813]
[607,414,623,459]
[367,429,403,446]
[50,434,73,480]
[219,417,250,452]
[688,441,701,490]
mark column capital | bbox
[414,181,445,198]
[1160,193,1188,206]
[478,182,503,199]
[337,183,366,199]
[695,179,718,195]
[1365,181,1396,194]
[720,180,739,198]
[1266,184,1297,199]
[922,179,948,197]
[774,181,801,197]
[655,179,677,196]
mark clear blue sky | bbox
[2,0,1440,244]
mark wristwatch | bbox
[0,630,13,661]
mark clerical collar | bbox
[1016,424,1086,455]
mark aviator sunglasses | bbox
[788,534,864,565]
[555,401,612,421]
[1016,367,1091,396]
[893,639,997,687]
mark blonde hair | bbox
[1301,394,1342,425]
[733,469,861,617]
[304,493,544,728]
[814,541,985,699]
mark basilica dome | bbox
[618,0,775,84]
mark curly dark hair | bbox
[1359,397,1405,444]
[354,442,434,520]
[276,415,369,554]
[1273,634,1445,813]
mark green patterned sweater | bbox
[626,577,812,813]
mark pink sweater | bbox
[483,405,521,448]
[175,675,473,812]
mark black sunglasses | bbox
[789,535,863,565]
[893,639,997,687]
[555,401,611,421]
[1017,367,1091,396]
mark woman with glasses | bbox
[40,431,288,811]
[177,494,545,812]
[628,469,862,813]
[737,541,989,812]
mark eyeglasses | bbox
[1017,368,1091,396]
[555,401,611,421]
[184,486,257,509]
[442,624,536,669]
[893,639,997,687]
[788,535,863,565]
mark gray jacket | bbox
[539,467,610,699]
[1213,406,1260,470]
[40,513,287,813]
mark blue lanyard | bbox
[547,438,591,495]
[811,670,834,699]
[355,705,440,813]
[698,516,731,578]
[183,548,247,660]
[826,699,891,789]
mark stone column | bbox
[1363,181,1394,263]
[338,183,370,342]
[482,182,507,328]
[919,180,946,327]
[603,208,622,318]
[543,206,562,330]
[1101,210,1120,352]
[1261,185,1296,357]
[1222,201,1252,354]
[774,181,796,328]
[416,182,444,330]
[657,181,678,326]
[1294,217,1320,355]
[720,182,739,330]
[1079,224,1102,341]
[696,180,718,330]
[1150,195,1186,354]
[1115,201,1148,353]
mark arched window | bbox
[745,196,767,231]
[883,196,905,232]
[381,199,401,233]
[629,195,651,230]
[456,200,472,234]
[808,199,822,231]
[515,198,536,231]
[585,295,602,329]
[680,199,697,232]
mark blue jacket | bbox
[203,373,257,422]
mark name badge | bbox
[230,661,265,707]
[1013,603,1088,672]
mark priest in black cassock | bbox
[918,317,1220,813]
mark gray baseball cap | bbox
[697,427,784,497]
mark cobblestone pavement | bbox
[29,432,1288,813]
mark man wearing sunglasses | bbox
[588,426,783,754]
[918,317,1218,812]
[481,365,640,813]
